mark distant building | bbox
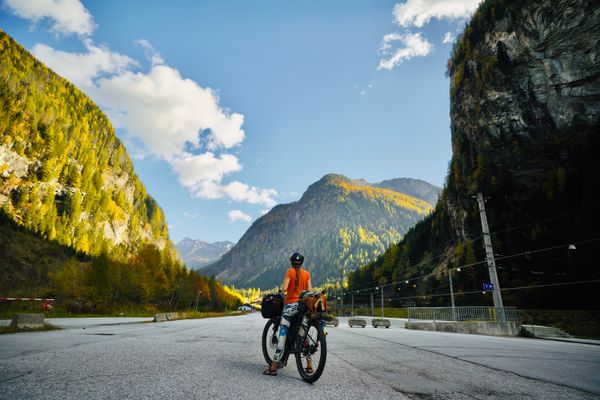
[238,303,255,312]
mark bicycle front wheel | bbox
[262,318,280,365]
[296,321,327,383]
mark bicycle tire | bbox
[261,318,279,365]
[296,321,327,383]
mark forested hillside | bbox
[0,30,170,257]
[348,0,600,309]
[205,174,436,289]
[0,30,240,312]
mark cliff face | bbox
[348,0,600,309]
[446,0,600,240]
[0,30,175,259]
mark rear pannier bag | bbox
[261,293,284,319]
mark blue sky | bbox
[0,0,482,243]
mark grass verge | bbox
[0,323,62,335]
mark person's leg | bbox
[300,315,313,372]
[272,303,299,367]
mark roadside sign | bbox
[483,282,494,291]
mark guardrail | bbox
[407,306,518,322]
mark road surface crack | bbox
[341,329,600,397]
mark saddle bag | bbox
[260,293,284,319]
[299,291,327,313]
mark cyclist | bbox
[263,252,313,376]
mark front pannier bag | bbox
[261,293,284,319]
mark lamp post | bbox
[340,267,344,316]
[448,267,456,320]
[195,290,202,311]
[376,286,384,318]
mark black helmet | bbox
[290,252,304,266]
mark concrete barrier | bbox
[10,314,44,329]
[372,318,391,328]
[406,320,522,336]
[348,317,367,328]
[153,312,185,322]
[153,313,168,322]
[325,317,339,327]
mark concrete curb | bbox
[535,336,600,346]
[406,320,522,336]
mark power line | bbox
[488,203,600,238]
[345,237,600,297]
[350,279,600,303]
[348,206,598,290]
[492,237,600,263]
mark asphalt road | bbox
[0,313,598,400]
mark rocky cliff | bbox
[348,0,600,309]
[445,0,600,239]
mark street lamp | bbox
[195,290,202,311]
[448,266,456,320]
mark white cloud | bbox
[378,32,433,70]
[136,39,164,65]
[222,182,278,208]
[393,0,483,28]
[442,31,454,44]
[92,65,246,159]
[170,152,241,199]
[183,212,199,219]
[32,39,276,207]
[11,0,279,209]
[5,0,95,36]
[228,209,252,223]
[32,40,137,87]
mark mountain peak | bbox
[175,238,235,269]
[204,174,438,288]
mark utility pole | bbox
[476,193,505,317]
[370,293,374,317]
[351,294,354,316]
[380,286,384,318]
[195,290,202,311]
[340,267,344,316]
[448,267,456,320]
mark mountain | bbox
[348,0,600,309]
[204,174,437,289]
[0,30,241,312]
[0,29,173,259]
[373,178,441,206]
[176,238,234,269]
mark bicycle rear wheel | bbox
[261,318,280,365]
[296,321,327,383]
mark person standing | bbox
[263,252,312,376]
